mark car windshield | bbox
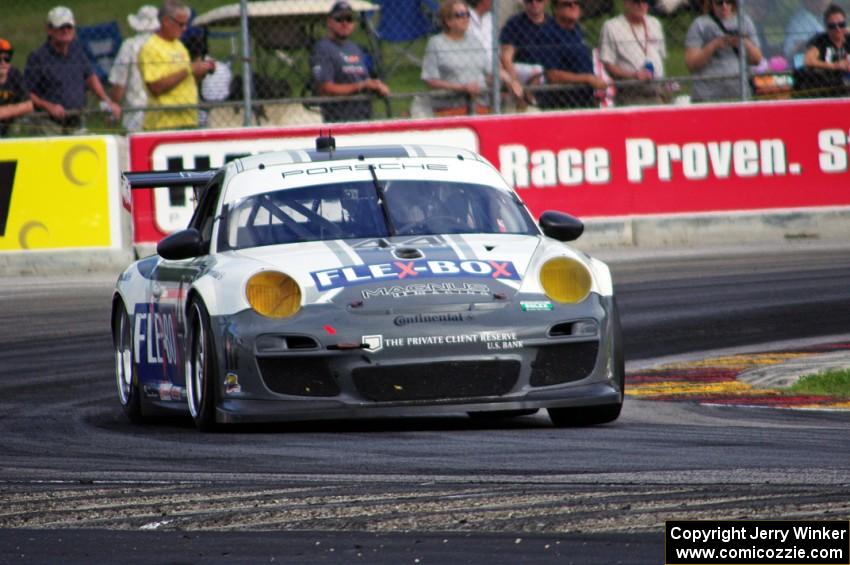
[220,180,538,251]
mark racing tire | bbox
[548,298,625,427]
[113,304,144,424]
[186,300,219,432]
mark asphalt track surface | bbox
[1,243,849,564]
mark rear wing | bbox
[122,170,217,189]
[120,170,218,213]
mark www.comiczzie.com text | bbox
[666,520,849,565]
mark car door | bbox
[146,176,224,392]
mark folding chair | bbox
[374,0,439,74]
[76,21,123,83]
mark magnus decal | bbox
[312,260,520,291]
[362,282,490,300]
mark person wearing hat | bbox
[109,5,160,132]
[0,38,34,137]
[138,0,215,130]
[310,1,390,123]
[24,6,122,134]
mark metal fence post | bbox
[239,0,253,126]
[491,0,502,114]
[737,0,749,102]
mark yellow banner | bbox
[0,137,118,251]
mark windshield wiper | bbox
[368,165,396,236]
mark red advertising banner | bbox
[128,98,850,244]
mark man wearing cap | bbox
[24,6,121,133]
[109,5,159,132]
[139,0,216,130]
[0,38,34,137]
[310,1,390,123]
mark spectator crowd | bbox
[1,0,849,135]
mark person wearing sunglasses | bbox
[24,6,121,134]
[138,0,215,130]
[684,0,762,102]
[783,0,831,61]
[0,38,34,137]
[801,4,850,96]
[599,0,668,106]
[422,0,523,116]
[311,1,390,123]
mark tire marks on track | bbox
[1,479,849,534]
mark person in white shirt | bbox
[109,5,159,132]
[599,0,667,105]
[467,0,495,67]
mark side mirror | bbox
[157,228,203,260]
[539,210,584,242]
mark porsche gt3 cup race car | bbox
[113,136,623,430]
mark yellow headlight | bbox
[539,257,592,304]
[245,271,302,319]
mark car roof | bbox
[231,144,486,174]
[220,143,509,204]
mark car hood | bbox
[230,234,543,307]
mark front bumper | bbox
[210,294,622,424]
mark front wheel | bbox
[186,300,218,431]
[113,304,144,424]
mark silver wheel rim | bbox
[114,310,133,406]
[187,304,205,418]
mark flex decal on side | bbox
[133,303,183,384]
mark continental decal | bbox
[312,260,520,290]
[393,312,468,326]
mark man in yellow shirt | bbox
[139,0,215,130]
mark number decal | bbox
[0,161,17,237]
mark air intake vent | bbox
[353,360,520,402]
[286,336,319,349]
[258,357,340,397]
[548,322,574,337]
[256,334,319,352]
[530,342,599,386]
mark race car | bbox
[113,136,623,430]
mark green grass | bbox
[786,369,850,399]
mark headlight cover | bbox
[539,257,592,304]
[245,271,302,319]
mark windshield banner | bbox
[128,99,850,244]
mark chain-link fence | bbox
[1,0,848,136]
